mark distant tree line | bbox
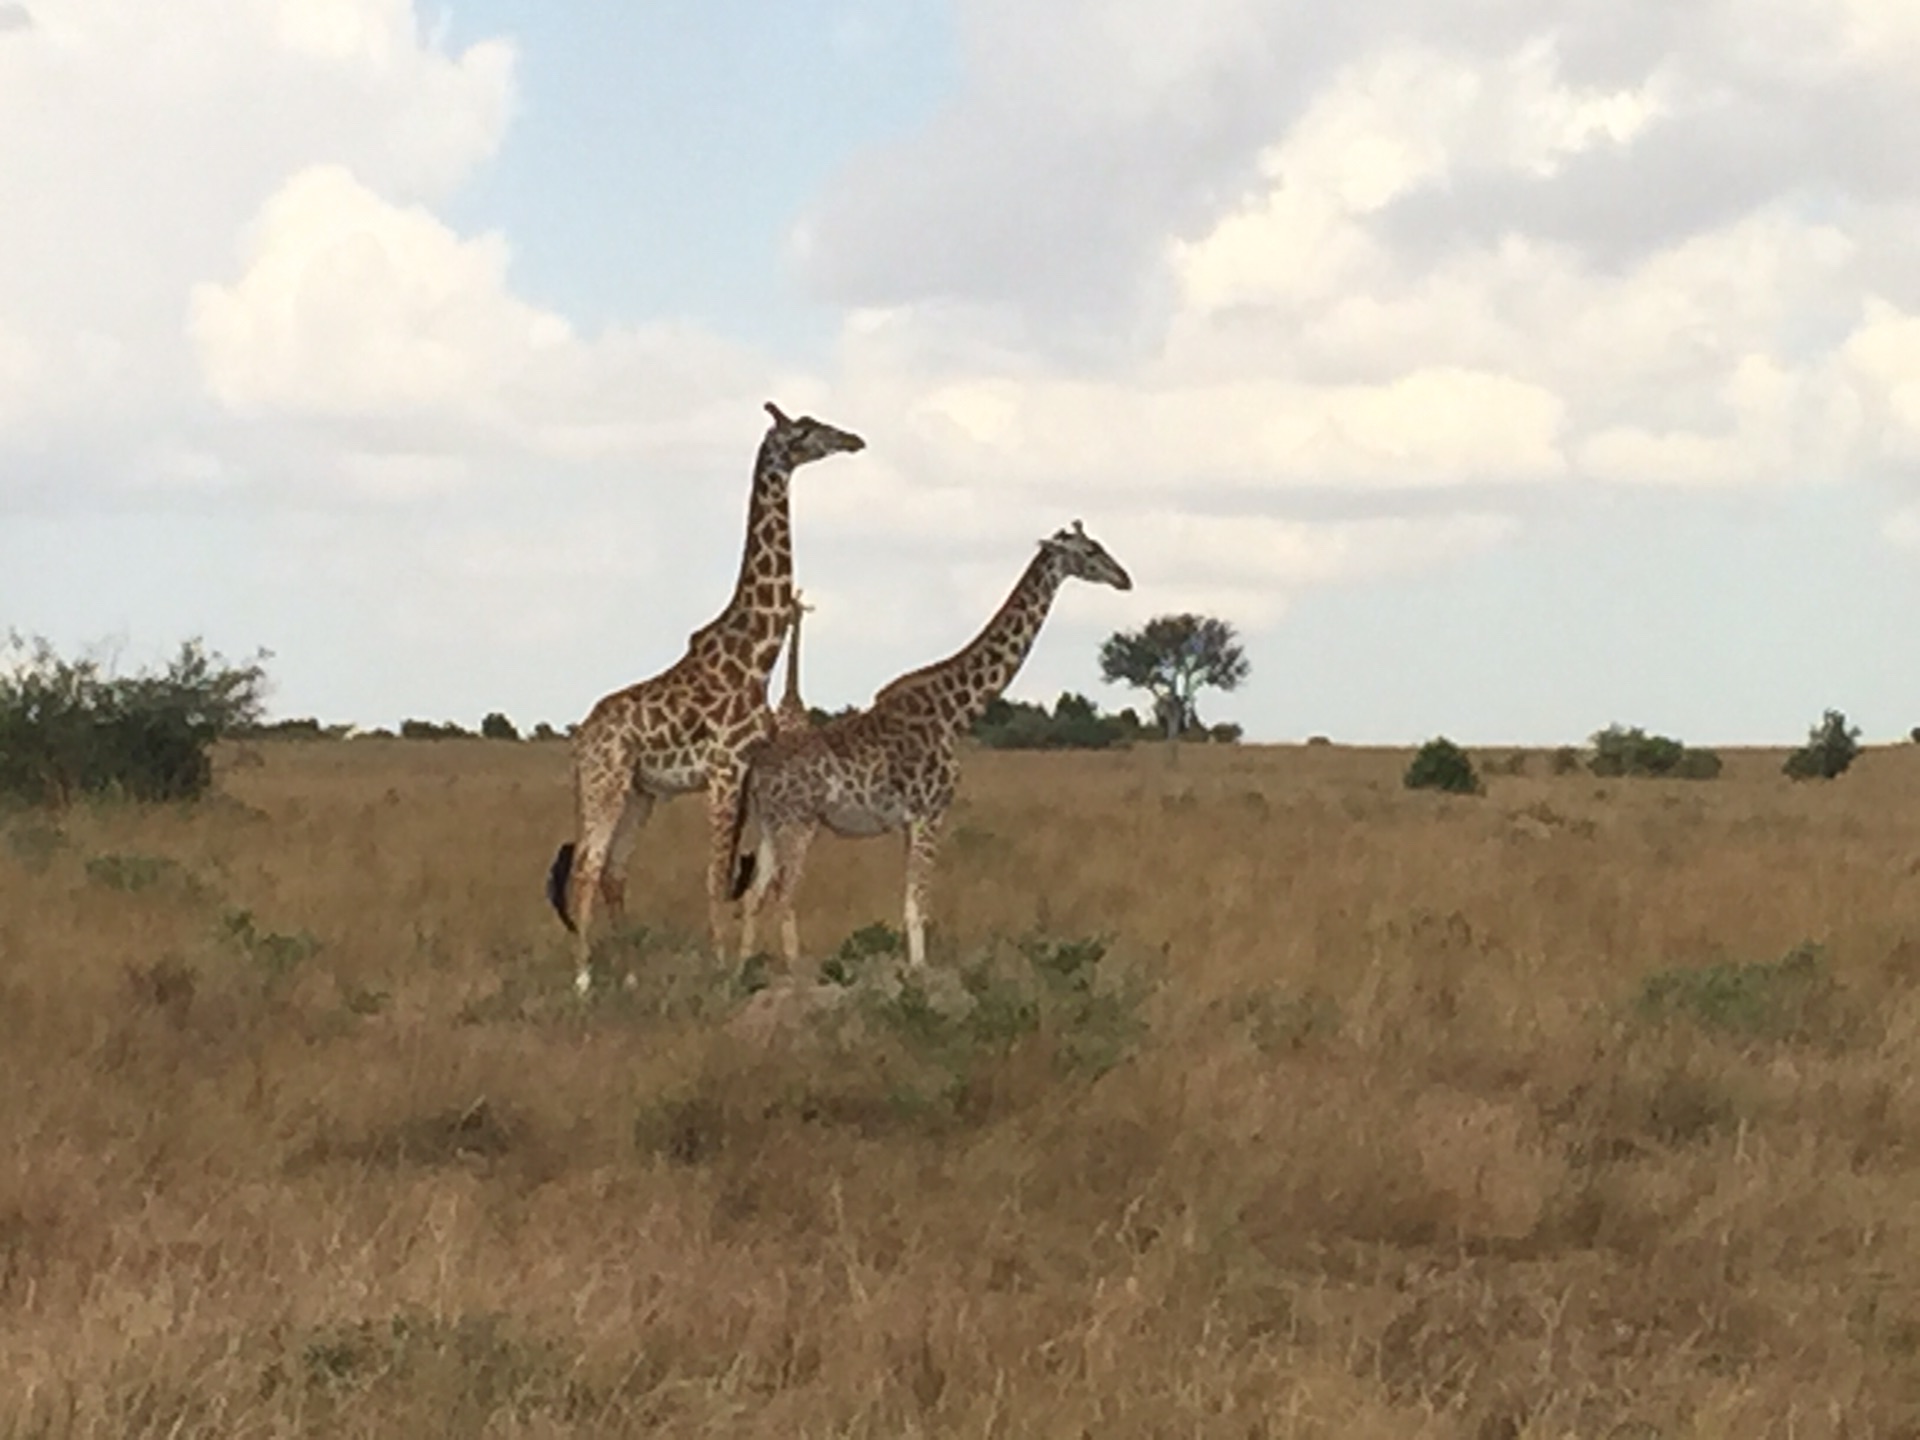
[971,693,1241,750]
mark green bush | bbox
[973,692,1138,751]
[1404,737,1480,795]
[399,719,472,740]
[1635,942,1855,1046]
[1783,709,1860,781]
[479,712,520,741]
[1673,747,1724,780]
[0,635,266,807]
[1589,724,1719,780]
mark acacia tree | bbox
[1098,613,1249,740]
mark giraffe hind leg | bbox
[903,814,944,968]
[598,790,653,933]
[567,776,637,994]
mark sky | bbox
[3,1,1919,745]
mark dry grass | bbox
[6,737,1920,1435]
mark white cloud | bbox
[191,165,571,423]
[806,0,1920,534]
[1844,299,1920,462]
[0,0,514,480]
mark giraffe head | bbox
[1038,520,1132,591]
[762,401,866,470]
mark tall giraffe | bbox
[772,590,816,736]
[728,521,1131,970]
[548,402,865,991]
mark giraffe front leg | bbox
[705,773,746,959]
[771,823,817,975]
[903,813,944,968]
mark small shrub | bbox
[1305,734,1332,747]
[1910,726,1920,745]
[218,907,321,989]
[1673,747,1724,780]
[1549,746,1582,775]
[1784,709,1861,781]
[820,922,906,986]
[1228,988,1341,1055]
[399,719,471,740]
[1207,723,1244,744]
[84,852,180,892]
[636,931,1156,1153]
[479,712,520,741]
[4,818,65,871]
[1589,724,1719,780]
[1484,750,1528,777]
[1404,737,1480,795]
[531,722,561,742]
[1635,942,1853,1046]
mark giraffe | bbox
[727,521,1132,971]
[772,590,817,736]
[547,402,865,992]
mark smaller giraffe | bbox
[728,521,1132,970]
[772,590,817,736]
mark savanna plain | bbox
[6,737,1920,1437]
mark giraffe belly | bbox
[637,754,708,796]
[820,782,909,838]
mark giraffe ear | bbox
[765,401,792,427]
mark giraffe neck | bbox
[706,435,797,681]
[900,553,1067,731]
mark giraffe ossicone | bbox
[729,521,1132,972]
[547,402,865,994]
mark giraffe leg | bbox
[903,814,944,968]
[598,790,654,933]
[568,771,633,995]
[769,824,818,974]
[705,771,746,958]
[738,829,777,963]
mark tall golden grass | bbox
[5,737,1920,1436]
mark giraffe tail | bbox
[547,842,578,931]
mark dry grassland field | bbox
[7,736,1920,1437]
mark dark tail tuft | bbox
[547,842,577,931]
[730,851,757,902]
[724,759,758,902]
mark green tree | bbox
[1098,614,1249,740]
[480,711,520,741]
[0,635,267,806]
[1784,709,1861,781]
[1404,737,1480,795]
